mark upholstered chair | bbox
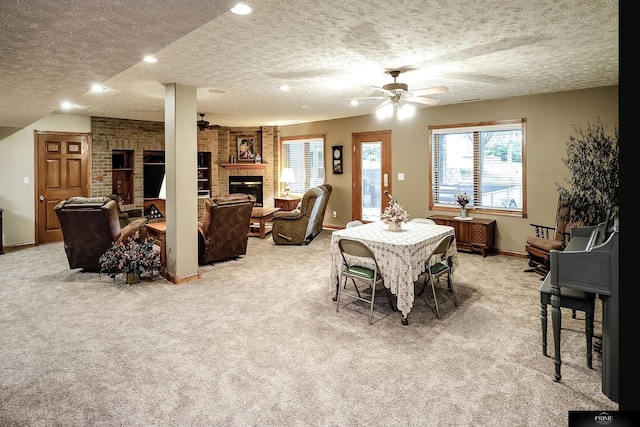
[54,196,149,271]
[271,184,332,245]
[198,194,255,265]
[106,194,145,229]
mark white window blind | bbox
[281,136,325,194]
[430,119,526,215]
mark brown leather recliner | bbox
[198,194,256,265]
[106,194,145,229]
[271,184,332,245]
[54,196,149,271]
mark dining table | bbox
[330,220,458,325]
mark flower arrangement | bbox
[455,192,470,207]
[381,200,410,225]
[99,231,161,282]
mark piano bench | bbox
[539,274,597,369]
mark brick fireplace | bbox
[229,176,263,206]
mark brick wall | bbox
[90,117,279,220]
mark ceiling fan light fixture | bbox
[397,103,415,120]
[376,103,394,119]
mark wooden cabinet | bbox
[112,150,134,204]
[429,215,496,257]
[274,197,301,211]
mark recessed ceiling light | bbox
[143,55,158,63]
[279,85,290,91]
[91,84,104,92]
[350,100,359,106]
[231,3,252,15]
[61,101,73,109]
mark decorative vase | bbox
[460,207,467,218]
[388,222,401,231]
[126,272,140,284]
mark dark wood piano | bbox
[546,212,619,402]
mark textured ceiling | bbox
[0,0,619,128]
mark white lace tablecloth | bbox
[330,220,458,319]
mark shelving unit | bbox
[143,150,212,201]
[197,152,211,198]
[143,150,165,200]
[112,150,134,204]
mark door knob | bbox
[39,195,45,201]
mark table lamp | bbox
[279,168,295,198]
[158,174,167,200]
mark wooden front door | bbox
[35,131,91,244]
[351,130,392,222]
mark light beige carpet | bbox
[0,230,617,426]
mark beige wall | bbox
[279,86,619,254]
[0,86,618,252]
[0,114,92,246]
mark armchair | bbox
[106,194,145,229]
[271,184,332,245]
[525,197,570,276]
[198,194,255,265]
[54,196,149,271]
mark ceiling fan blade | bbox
[411,86,449,97]
[372,86,394,96]
[345,96,388,101]
[407,97,441,106]
[376,99,392,109]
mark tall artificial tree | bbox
[556,118,619,226]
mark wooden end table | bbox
[274,197,301,212]
[145,222,166,276]
[249,207,281,239]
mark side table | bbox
[274,197,301,212]
[145,222,166,276]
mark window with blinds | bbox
[281,135,325,195]
[429,119,526,216]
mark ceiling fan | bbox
[197,113,223,130]
[355,70,449,113]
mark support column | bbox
[164,83,200,283]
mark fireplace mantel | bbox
[221,163,268,170]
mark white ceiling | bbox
[0,0,619,128]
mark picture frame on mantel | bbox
[237,137,259,161]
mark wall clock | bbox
[332,145,343,174]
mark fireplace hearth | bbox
[229,176,263,207]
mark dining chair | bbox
[346,219,364,228]
[336,238,395,325]
[418,234,457,319]
[410,217,436,224]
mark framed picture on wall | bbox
[238,137,257,161]
[332,145,343,174]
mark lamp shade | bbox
[158,174,167,200]
[279,168,295,183]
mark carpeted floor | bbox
[0,230,617,426]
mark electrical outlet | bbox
[332,211,337,218]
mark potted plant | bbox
[381,199,409,231]
[556,118,619,226]
[99,231,161,284]
[455,192,470,218]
